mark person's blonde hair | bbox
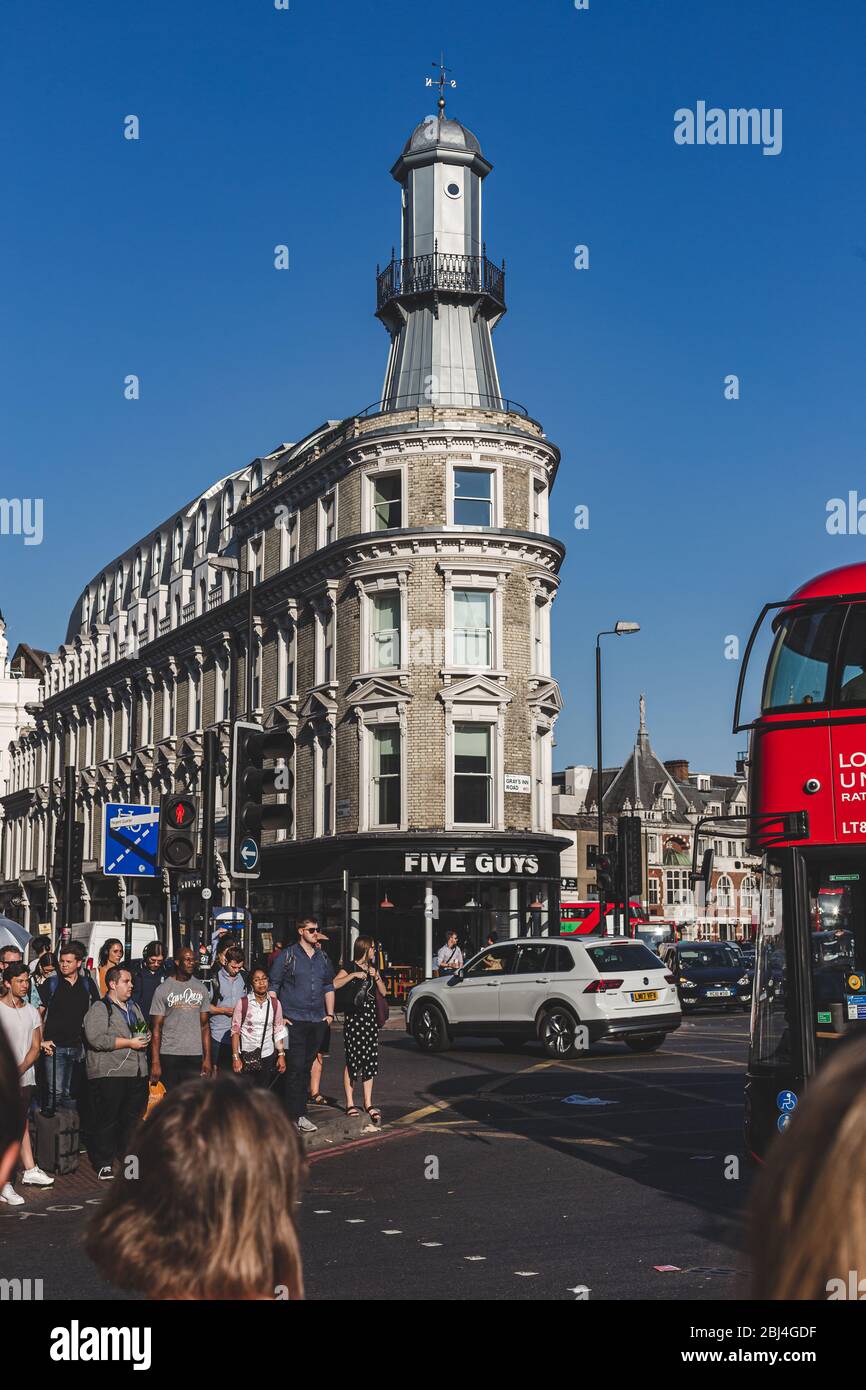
[86,1078,305,1300]
[751,1035,866,1299]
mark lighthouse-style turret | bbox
[376,97,506,412]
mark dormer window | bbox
[98,576,107,619]
[173,520,183,568]
[250,462,262,494]
[114,565,124,607]
[196,501,207,552]
[152,533,162,581]
[221,483,234,536]
[132,550,142,595]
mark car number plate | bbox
[632,990,658,1002]
[706,989,733,997]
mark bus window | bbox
[808,865,866,1054]
[751,861,790,1066]
[762,606,842,713]
[837,605,866,706]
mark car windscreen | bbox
[678,945,742,968]
[585,943,662,973]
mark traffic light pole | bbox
[61,764,76,940]
[201,728,218,952]
[595,637,605,928]
[246,571,255,721]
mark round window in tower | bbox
[445,181,462,198]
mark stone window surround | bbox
[445,455,504,529]
[529,469,549,534]
[440,679,513,832]
[361,458,408,534]
[356,702,409,833]
[353,567,411,682]
[437,560,510,679]
[317,486,339,550]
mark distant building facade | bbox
[553,698,759,939]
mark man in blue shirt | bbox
[269,918,335,1135]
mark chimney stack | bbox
[664,759,690,783]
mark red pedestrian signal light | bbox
[158,795,198,870]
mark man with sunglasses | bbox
[131,941,170,1018]
[269,918,335,1135]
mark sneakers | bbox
[97,1166,115,1181]
[0,1183,24,1206]
[21,1166,55,1188]
[296,1116,318,1135]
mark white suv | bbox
[405,937,681,1057]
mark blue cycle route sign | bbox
[103,803,159,878]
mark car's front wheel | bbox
[624,1032,666,1053]
[411,1002,451,1053]
[540,1006,580,1058]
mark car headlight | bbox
[680,978,697,989]
[737,975,751,986]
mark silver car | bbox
[405,937,682,1057]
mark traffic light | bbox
[51,811,83,878]
[158,794,198,869]
[230,719,295,879]
[617,815,643,898]
[596,853,616,902]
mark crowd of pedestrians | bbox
[0,915,386,1205]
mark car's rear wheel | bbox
[540,1006,580,1058]
[624,1032,666,1053]
[411,1002,450,1053]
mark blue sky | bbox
[2,0,864,773]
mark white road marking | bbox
[464,1255,486,1261]
[382,1229,402,1235]
[421,1241,443,1247]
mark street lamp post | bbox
[596,622,640,933]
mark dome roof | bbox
[403,113,482,156]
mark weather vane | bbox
[426,52,456,115]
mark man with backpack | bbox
[83,964,149,1180]
[269,918,335,1136]
[208,945,248,1073]
[39,942,100,1112]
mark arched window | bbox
[173,520,184,568]
[152,532,162,580]
[716,875,734,912]
[250,462,262,493]
[83,590,91,628]
[114,565,124,607]
[98,575,107,619]
[740,875,757,916]
[133,550,142,595]
[196,501,208,551]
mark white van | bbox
[68,921,161,974]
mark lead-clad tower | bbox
[376,96,506,411]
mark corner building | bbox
[1,106,567,980]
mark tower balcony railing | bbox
[376,249,506,314]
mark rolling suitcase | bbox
[33,1052,80,1175]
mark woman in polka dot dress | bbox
[334,937,387,1125]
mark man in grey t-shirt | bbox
[149,946,212,1091]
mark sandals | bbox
[365,1106,382,1125]
[310,1094,328,1106]
[346,1106,361,1117]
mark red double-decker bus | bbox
[734,560,866,1157]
